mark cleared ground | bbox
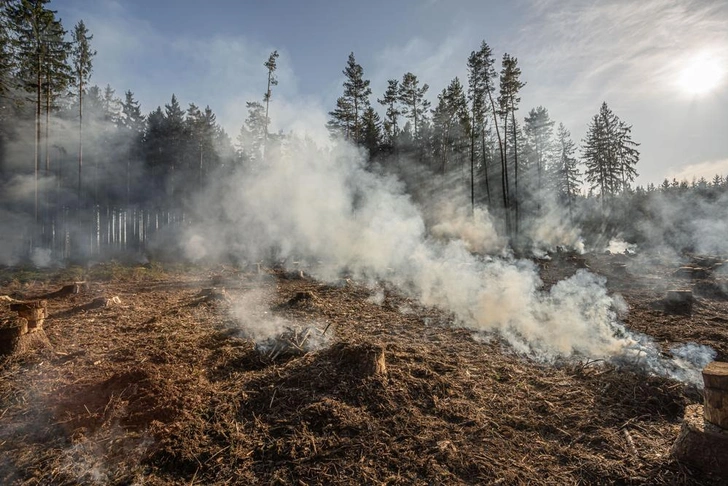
[0,252,727,485]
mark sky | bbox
[54,0,728,186]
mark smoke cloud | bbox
[183,137,713,386]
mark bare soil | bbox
[1,253,727,485]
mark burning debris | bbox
[256,323,330,361]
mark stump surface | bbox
[703,362,728,429]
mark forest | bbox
[1,0,727,266]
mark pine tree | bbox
[163,93,185,174]
[186,104,219,185]
[498,54,525,237]
[8,0,69,221]
[71,19,95,205]
[144,106,166,197]
[553,123,581,216]
[432,78,470,177]
[238,101,266,170]
[342,52,371,143]
[398,72,430,143]
[523,106,554,202]
[0,3,12,97]
[327,96,354,140]
[119,90,144,205]
[0,5,13,174]
[467,44,491,208]
[377,79,400,149]
[470,42,505,221]
[360,106,382,159]
[41,22,71,178]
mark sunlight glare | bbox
[678,53,725,96]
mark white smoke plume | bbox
[184,137,713,385]
[230,288,330,352]
[607,237,637,255]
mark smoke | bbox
[607,238,636,255]
[183,137,714,386]
[631,189,728,255]
[429,203,506,255]
[521,197,586,256]
[230,288,330,352]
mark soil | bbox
[1,252,727,485]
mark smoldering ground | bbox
[181,137,714,386]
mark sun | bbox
[677,53,725,96]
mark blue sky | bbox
[55,0,728,186]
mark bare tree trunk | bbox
[487,90,508,234]
[470,113,475,216]
[264,72,271,159]
[481,129,491,206]
[512,108,519,240]
[78,81,83,208]
[35,58,41,226]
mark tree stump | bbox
[9,300,47,330]
[674,266,710,280]
[0,317,29,355]
[672,404,728,477]
[665,290,693,314]
[703,362,728,429]
[0,316,51,356]
[40,281,88,299]
[334,342,387,378]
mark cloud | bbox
[518,0,728,100]
[69,1,326,140]
[666,158,728,182]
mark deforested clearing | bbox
[0,254,726,485]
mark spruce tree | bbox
[553,123,581,217]
[582,102,639,208]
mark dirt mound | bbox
[52,365,184,434]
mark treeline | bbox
[0,1,245,216]
[321,48,647,244]
[1,1,726,263]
